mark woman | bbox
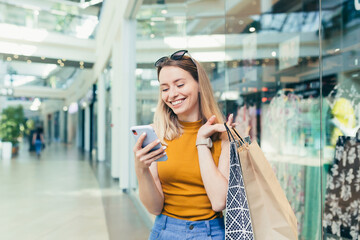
[32,127,44,158]
[133,50,234,240]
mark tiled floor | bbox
[0,141,150,240]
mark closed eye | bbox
[162,88,169,92]
[177,84,184,88]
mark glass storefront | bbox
[135,0,360,239]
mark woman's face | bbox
[159,66,200,122]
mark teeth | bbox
[172,100,184,106]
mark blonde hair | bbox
[153,55,224,143]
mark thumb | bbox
[206,115,216,125]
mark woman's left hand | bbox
[197,114,236,141]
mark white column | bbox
[111,36,121,179]
[84,106,90,152]
[119,19,137,190]
[97,74,106,161]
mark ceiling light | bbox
[150,34,155,38]
[271,51,277,57]
[41,56,45,60]
[6,57,11,61]
[57,59,62,64]
[30,105,39,111]
[80,61,84,65]
[249,27,256,32]
[27,60,32,64]
[63,106,68,111]
[62,58,66,61]
[80,65,84,69]
[13,55,19,59]
[161,9,168,14]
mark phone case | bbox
[130,125,167,162]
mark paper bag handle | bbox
[224,123,246,145]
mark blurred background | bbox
[0,0,359,239]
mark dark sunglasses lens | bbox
[155,57,168,67]
[171,50,187,60]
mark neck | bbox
[177,112,201,122]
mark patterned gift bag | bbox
[323,128,360,239]
[225,141,254,240]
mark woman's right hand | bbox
[133,133,166,170]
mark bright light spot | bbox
[33,98,41,106]
[27,60,32,64]
[150,34,155,38]
[34,10,39,16]
[30,105,39,111]
[68,102,78,114]
[63,106,68,111]
[334,48,340,52]
[135,69,143,75]
[150,80,159,86]
[75,17,98,39]
[151,17,166,22]
[82,102,87,108]
[220,91,239,101]
[42,64,57,78]
[5,75,36,87]
[6,57,11,61]
[271,51,277,57]
[161,9,168,14]
[150,22,155,26]
[249,27,256,32]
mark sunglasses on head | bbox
[154,49,197,67]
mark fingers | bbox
[136,146,166,167]
[226,113,238,128]
[142,139,162,154]
[226,113,234,126]
[133,132,147,151]
[206,115,216,125]
[140,146,166,163]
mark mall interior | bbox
[0,0,359,239]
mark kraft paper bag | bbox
[225,124,298,240]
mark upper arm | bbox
[149,162,164,199]
[218,140,230,181]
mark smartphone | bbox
[130,125,168,162]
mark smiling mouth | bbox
[171,99,185,106]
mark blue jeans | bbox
[35,140,42,155]
[148,214,225,240]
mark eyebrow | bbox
[160,78,185,86]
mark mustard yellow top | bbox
[157,119,222,221]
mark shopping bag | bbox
[323,128,360,239]
[225,124,298,240]
[225,141,254,240]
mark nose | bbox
[168,87,178,100]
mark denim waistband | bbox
[154,214,224,236]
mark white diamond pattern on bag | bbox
[225,142,254,240]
